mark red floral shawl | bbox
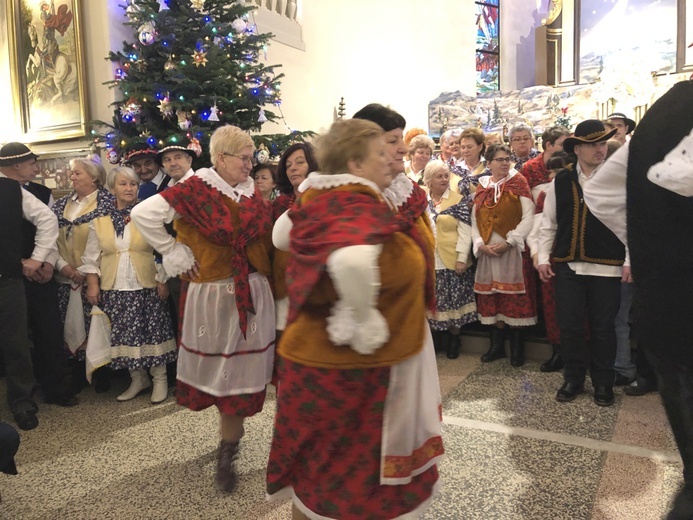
[287,182,435,323]
[474,172,532,211]
[160,175,272,337]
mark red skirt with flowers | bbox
[266,357,439,520]
[540,267,560,344]
[176,380,266,416]
[477,250,538,326]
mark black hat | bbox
[607,112,636,134]
[563,119,617,154]
[0,142,39,166]
[121,142,159,165]
[156,137,201,165]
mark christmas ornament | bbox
[158,96,174,118]
[120,97,142,121]
[138,21,157,46]
[208,104,220,121]
[126,1,140,20]
[134,57,147,72]
[258,108,267,123]
[177,110,192,130]
[255,145,269,164]
[164,57,177,71]
[114,67,127,81]
[187,138,203,157]
[157,0,169,11]
[106,148,120,165]
[231,18,247,33]
[192,50,208,67]
[190,0,205,11]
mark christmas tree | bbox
[93,0,312,166]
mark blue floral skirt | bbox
[428,268,478,331]
[100,289,177,370]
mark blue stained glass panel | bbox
[476,3,499,52]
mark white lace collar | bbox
[382,172,415,208]
[477,169,519,189]
[195,167,254,201]
[298,171,381,194]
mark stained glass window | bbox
[476,1,500,93]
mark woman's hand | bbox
[61,265,85,286]
[478,244,500,257]
[455,261,468,274]
[538,263,555,283]
[156,282,170,301]
[185,261,200,280]
[86,283,101,306]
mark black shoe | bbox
[540,344,564,372]
[44,394,79,407]
[594,386,615,407]
[614,373,635,386]
[624,378,658,396]
[481,327,507,363]
[509,329,525,367]
[446,333,460,360]
[556,382,585,402]
[14,410,38,431]
[92,366,111,394]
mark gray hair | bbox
[209,125,254,168]
[408,134,436,156]
[508,123,534,141]
[422,159,450,186]
[439,128,463,145]
[69,154,107,188]
[106,166,140,191]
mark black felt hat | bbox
[563,120,617,154]
[607,112,636,135]
[0,142,38,166]
[121,142,159,165]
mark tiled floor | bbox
[0,351,681,519]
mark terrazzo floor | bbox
[0,351,682,520]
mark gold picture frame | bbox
[7,0,88,143]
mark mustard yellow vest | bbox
[57,196,97,268]
[435,190,465,270]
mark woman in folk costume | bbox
[271,142,319,336]
[131,125,274,493]
[80,167,176,404]
[267,119,444,520]
[52,154,115,392]
[423,160,477,359]
[472,144,537,366]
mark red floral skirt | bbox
[176,380,266,417]
[266,357,439,519]
[540,272,560,344]
[477,251,538,326]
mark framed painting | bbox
[32,146,90,196]
[6,0,88,143]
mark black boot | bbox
[92,366,111,394]
[481,327,507,362]
[509,328,525,367]
[446,332,460,359]
[432,330,444,353]
[540,344,564,372]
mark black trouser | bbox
[554,263,620,387]
[0,277,38,415]
[24,278,72,400]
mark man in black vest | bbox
[122,142,171,199]
[0,143,77,408]
[584,80,693,520]
[0,142,61,430]
[537,120,625,407]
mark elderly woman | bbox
[508,123,539,171]
[405,133,435,184]
[251,163,278,201]
[53,155,115,392]
[423,160,477,359]
[472,144,537,367]
[267,118,443,520]
[80,167,176,403]
[131,125,274,493]
[485,132,503,148]
[272,143,319,335]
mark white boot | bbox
[150,365,168,404]
[117,369,151,401]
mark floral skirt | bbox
[57,282,91,360]
[100,288,177,370]
[540,269,560,344]
[428,268,478,331]
[266,357,439,520]
[176,380,266,416]
[476,251,538,326]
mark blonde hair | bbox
[69,154,106,187]
[209,125,254,168]
[106,166,140,191]
[316,119,384,175]
[422,159,450,186]
[408,134,436,157]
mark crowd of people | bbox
[2,88,692,518]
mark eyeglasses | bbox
[223,153,254,165]
[492,157,512,163]
[511,136,532,143]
